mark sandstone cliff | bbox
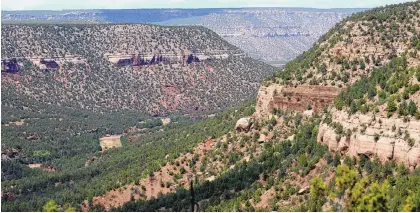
[317,109,420,169]
[255,84,340,119]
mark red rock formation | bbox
[255,84,341,119]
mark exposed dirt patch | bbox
[28,163,56,172]
[99,135,122,151]
[3,119,25,127]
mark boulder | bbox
[297,186,309,195]
[235,117,253,132]
[303,110,314,117]
[205,176,216,182]
[258,134,267,143]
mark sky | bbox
[1,0,415,10]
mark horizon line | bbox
[1,6,372,12]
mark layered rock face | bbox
[255,84,340,119]
[105,52,239,67]
[317,109,420,169]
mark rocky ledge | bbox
[255,84,341,119]
[317,109,420,169]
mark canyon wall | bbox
[255,84,340,119]
[317,109,420,169]
[105,51,242,67]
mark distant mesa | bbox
[260,32,311,38]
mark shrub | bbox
[387,100,397,113]
[408,101,417,116]
[374,133,380,142]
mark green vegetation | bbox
[309,176,327,211]
[1,24,275,115]
[321,163,420,212]
[2,1,420,212]
[115,118,328,211]
[1,102,255,211]
[334,56,420,117]
[264,1,419,88]
[113,116,420,212]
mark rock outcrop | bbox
[1,148,23,160]
[255,84,341,119]
[105,51,240,67]
[317,109,420,169]
[1,59,19,73]
[235,117,253,132]
[28,55,86,70]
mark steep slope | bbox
[318,57,420,169]
[111,2,420,212]
[1,24,275,116]
[256,1,420,118]
[1,102,256,211]
[1,23,274,211]
[114,114,420,212]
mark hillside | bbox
[2,1,420,212]
[255,1,420,167]
[104,1,419,212]
[265,2,419,87]
[1,23,274,211]
[2,24,275,116]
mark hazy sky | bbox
[1,0,415,10]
